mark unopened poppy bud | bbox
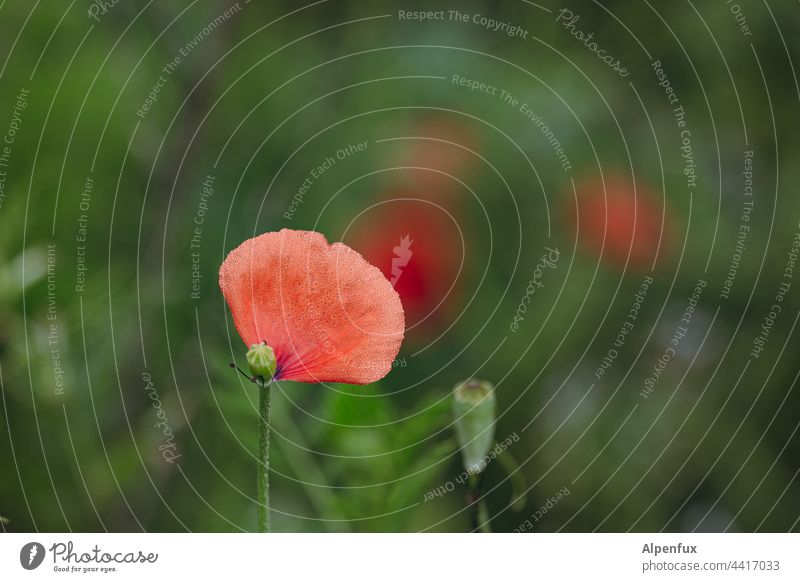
[247,343,277,381]
[452,378,496,474]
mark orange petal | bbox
[219,229,405,384]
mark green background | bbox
[1,0,799,532]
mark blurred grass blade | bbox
[497,450,527,512]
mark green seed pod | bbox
[246,343,277,381]
[452,378,496,474]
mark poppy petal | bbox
[219,229,405,384]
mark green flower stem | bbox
[476,498,491,533]
[468,473,492,533]
[257,379,272,533]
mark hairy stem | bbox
[257,380,272,532]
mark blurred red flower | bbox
[566,175,668,269]
[387,115,478,204]
[344,115,476,336]
[346,199,464,333]
[219,229,404,384]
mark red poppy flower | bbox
[566,175,669,269]
[346,198,464,332]
[219,229,405,384]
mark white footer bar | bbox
[1,533,797,581]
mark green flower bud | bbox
[246,343,277,381]
[452,378,496,474]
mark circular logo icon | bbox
[20,542,45,570]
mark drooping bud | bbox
[452,378,496,474]
[246,343,277,381]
